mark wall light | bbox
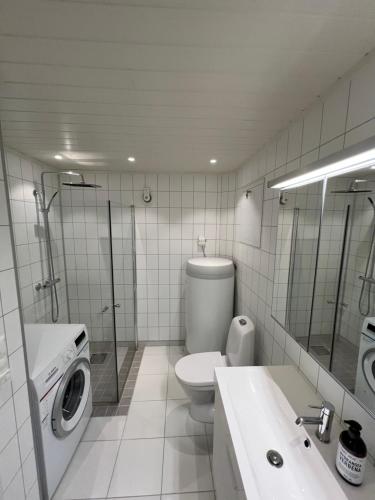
[128,156,135,163]
[268,136,375,190]
[54,154,63,160]
[210,158,217,165]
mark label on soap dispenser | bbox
[336,442,366,485]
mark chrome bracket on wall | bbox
[35,277,61,292]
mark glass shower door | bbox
[108,201,137,401]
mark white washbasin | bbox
[215,367,348,500]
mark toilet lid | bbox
[175,351,225,387]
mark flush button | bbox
[266,450,283,468]
[239,318,247,326]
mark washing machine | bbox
[355,317,375,414]
[26,324,92,499]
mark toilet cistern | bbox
[295,401,335,443]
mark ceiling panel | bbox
[1,0,375,172]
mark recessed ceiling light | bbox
[128,156,136,163]
[210,158,217,165]
[54,154,63,160]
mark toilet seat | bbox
[175,351,226,387]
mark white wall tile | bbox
[302,102,323,154]
[321,80,350,143]
[0,227,13,271]
[317,367,345,417]
[347,56,375,130]
[0,435,21,490]
[3,309,22,355]
[0,397,17,451]
[287,119,303,161]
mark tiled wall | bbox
[61,172,231,342]
[234,53,375,459]
[272,184,321,339]
[4,157,236,344]
[340,181,375,345]
[0,151,39,498]
[5,151,68,325]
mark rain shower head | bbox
[62,181,102,188]
[59,171,102,188]
[330,179,373,194]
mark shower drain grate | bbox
[311,345,330,356]
[90,353,108,364]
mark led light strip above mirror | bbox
[268,135,375,190]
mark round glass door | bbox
[52,358,91,437]
[363,348,375,394]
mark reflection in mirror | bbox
[272,182,323,343]
[310,173,375,414]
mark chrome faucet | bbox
[295,401,335,443]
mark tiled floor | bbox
[298,334,358,391]
[53,345,216,500]
[91,343,139,416]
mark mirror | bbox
[272,181,323,339]
[311,173,375,414]
[272,170,375,416]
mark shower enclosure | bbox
[62,194,138,405]
[309,175,375,391]
[28,170,138,406]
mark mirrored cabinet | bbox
[270,137,375,418]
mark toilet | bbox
[175,315,254,423]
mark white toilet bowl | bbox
[175,316,254,423]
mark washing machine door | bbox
[52,356,91,438]
[362,348,375,395]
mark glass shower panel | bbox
[63,187,118,404]
[309,176,363,371]
[108,201,137,401]
[330,176,375,392]
[278,183,322,343]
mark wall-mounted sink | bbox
[213,366,348,500]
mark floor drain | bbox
[90,353,108,364]
[266,449,283,468]
[311,345,330,356]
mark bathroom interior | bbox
[2,2,375,500]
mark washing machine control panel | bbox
[35,341,78,399]
[362,317,375,340]
[62,346,76,365]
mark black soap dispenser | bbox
[336,420,367,486]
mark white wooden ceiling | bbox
[1,1,375,172]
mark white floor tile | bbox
[133,374,168,401]
[82,416,126,441]
[169,346,185,356]
[168,351,185,373]
[167,374,187,400]
[162,493,215,500]
[165,400,205,437]
[162,436,213,494]
[139,355,169,374]
[108,497,161,500]
[144,346,169,356]
[53,441,119,499]
[123,401,166,439]
[108,438,164,497]
[107,497,160,500]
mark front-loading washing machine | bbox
[26,324,92,499]
[355,317,375,414]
